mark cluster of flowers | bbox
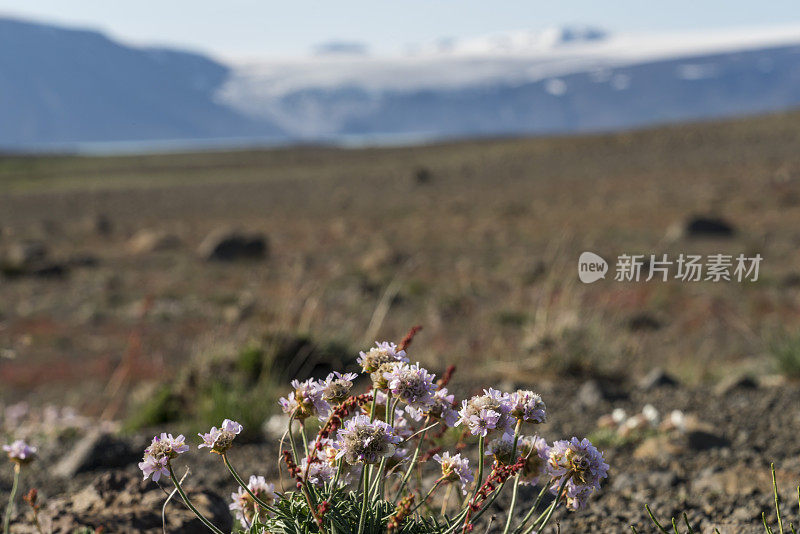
[136,334,609,534]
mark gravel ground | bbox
[2,375,798,533]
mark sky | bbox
[1,0,799,60]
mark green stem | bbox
[501,420,523,534]
[408,478,443,516]
[394,416,431,501]
[773,463,784,534]
[330,459,345,491]
[371,396,398,499]
[502,474,523,534]
[467,480,507,526]
[512,483,550,534]
[368,392,379,423]
[3,464,20,534]
[222,454,279,515]
[301,421,310,458]
[471,436,486,502]
[287,414,301,474]
[521,476,570,534]
[357,465,369,534]
[168,464,225,534]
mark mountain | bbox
[0,17,284,149]
[2,18,800,151]
[220,25,800,140]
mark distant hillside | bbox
[0,18,284,149]
[2,17,800,150]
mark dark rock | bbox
[414,166,433,184]
[68,253,100,268]
[93,214,114,236]
[782,272,800,287]
[684,430,730,451]
[29,262,68,278]
[627,312,662,332]
[685,216,736,238]
[198,229,268,261]
[638,368,679,390]
[53,430,140,478]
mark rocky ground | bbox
[3,112,800,532]
[2,373,798,533]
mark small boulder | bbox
[53,429,139,478]
[414,166,433,185]
[92,214,114,236]
[198,229,268,261]
[684,216,736,238]
[627,312,662,332]
[683,429,730,451]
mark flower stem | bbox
[372,396,399,499]
[167,464,225,534]
[512,482,550,534]
[3,464,20,534]
[501,420,523,534]
[408,478,443,515]
[394,416,431,501]
[222,454,278,515]
[520,475,570,534]
[471,436,485,502]
[357,465,369,534]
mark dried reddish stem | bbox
[461,457,526,534]
[437,365,456,388]
[398,325,423,351]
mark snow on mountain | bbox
[215,25,800,140]
[2,17,800,151]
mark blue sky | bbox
[1,0,798,59]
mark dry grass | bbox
[2,111,800,410]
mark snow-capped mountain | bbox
[2,17,800,151]
[218,25,800,140]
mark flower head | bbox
[230,475,276,528]
[198,419,243,454]
[357,342,408,373]
[322,372,358,404]
[334,414,403,465]
[456,388,513,437]
[279,378,331,420]
[138,433,189,482]
[485,433,516,465]
[433,452,473,494]
[518,435,550,486]
[384,362,437,410]
[406,387,459,427]
[508,390,546,424]
[547,437,609,510]
[3,440,37,465]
